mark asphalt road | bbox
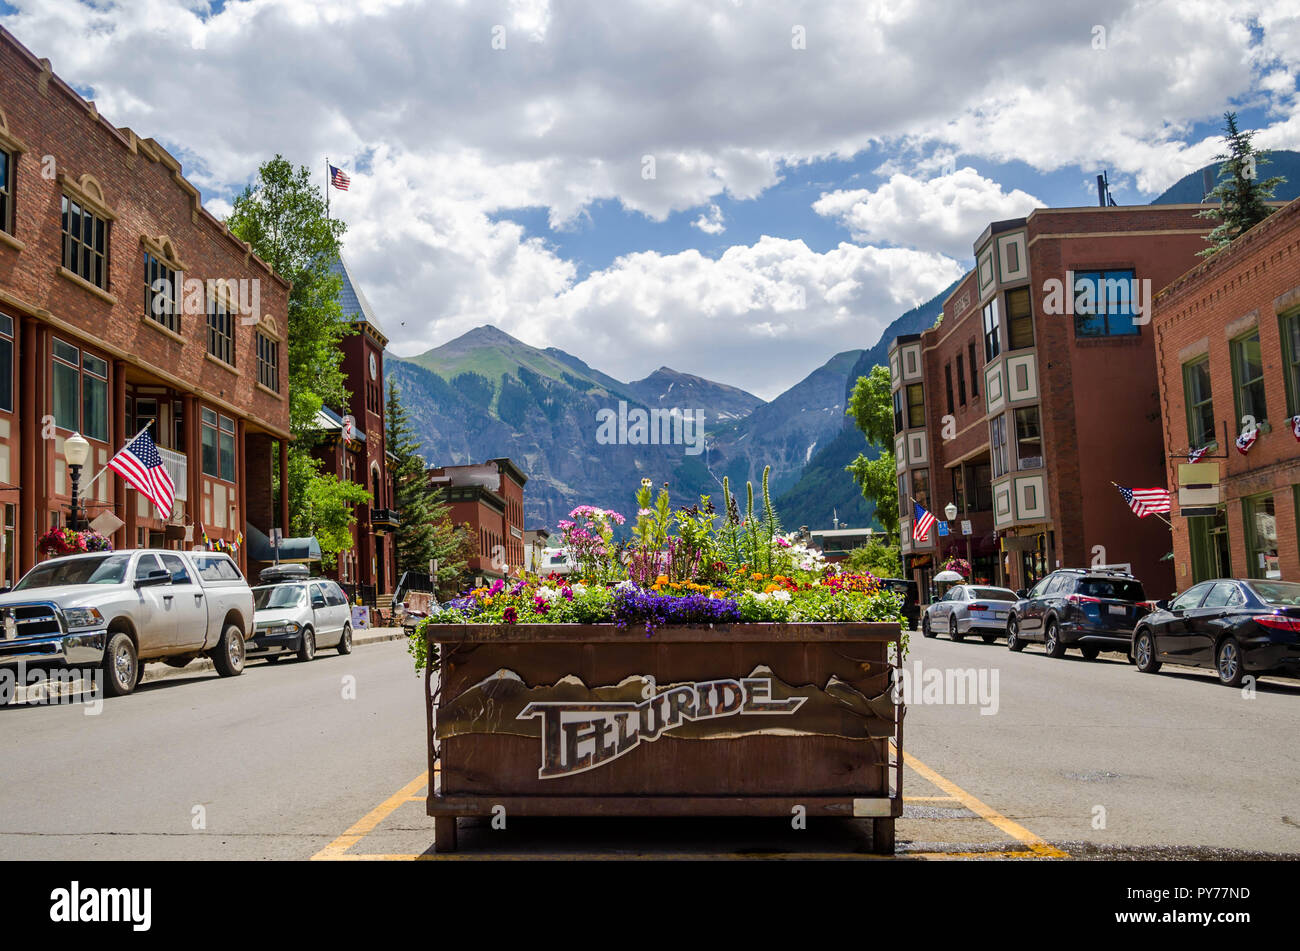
[1,631,1297,859]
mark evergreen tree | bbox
[385,379,469,594]
[1197,112,1286,257]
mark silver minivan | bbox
[249,579,353,662]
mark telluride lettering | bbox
[518,677,808,778]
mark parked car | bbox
[880,578,920,630]
[249,578,353,662]
[0,549,254,696]
[1132,578,1300,686]
[538,548,576,577]
[1006,568,1152,659]
[922,584,1019,642]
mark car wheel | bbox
[102,632,138,697]
[1134,629,1161,673]
[1216,638,1245,687]
[949,621,965,642]
[1080,645,1101,661]
[981,633,998,644]
[211,623,246,678]
[1044,620,1067,658]
[1007,617,1026,652]
[297,627,317,662]
[922,615,935,638]
[337,623,353,655]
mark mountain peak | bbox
[452,324,522,346]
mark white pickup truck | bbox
[0,549,254,697]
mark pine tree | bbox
[1197,112,1286,258]
[385,379,468,594]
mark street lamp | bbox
[64,432,91,532]
[944,501,957,522]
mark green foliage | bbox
[226,156,360,551]
[387,379,470,593]
[496,373,534,427]
[454,372,495,408]
[846,539,903,578]
[846,364,899,533]
[1198,112,1286,258]
[299,474,371,570]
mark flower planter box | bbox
[424,621,904,853]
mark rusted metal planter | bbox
[425,621,905,853]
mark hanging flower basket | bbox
[37,527,113,557]
[940,555,972,579]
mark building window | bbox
[970,462,993,511]
[144,250,180,333]
[951,466,964,513]
[982,298,1001,362]
[945,363,955,415]
[968,342,979,397]
[1281,312,1300,419]
[61,195,109,290]
[892,389,904,434]
[906,383,925,428]
[1073,269,1139,336]
[1230,330,1267,425]
[912,469,930,509]
[1182,357,1215,449]
[0,148,12,235]
[201,408,236,482]
[1014,405,1042,470]
[1242,493,1279,580]
[257,333,279,392]
[1006,287,1035,350]
[207,294,234,366]
[956,354,967,406]
[0,313,12,413]
[990,413,1008,478]
[51,338,108,440]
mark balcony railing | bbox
[158,446,188,501]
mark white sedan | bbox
[922,585,1019,643]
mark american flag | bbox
[1116,484,1171,518]
[912,500,936,542]
[1235,428,1258,454]
[329,164,350,191]
[1187,445,1210,463]
[108,428,176,518]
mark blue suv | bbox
[1006,568,1154,659]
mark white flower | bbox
[536,586,559,602]
[571,583,588,596]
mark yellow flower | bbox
[764,583,778,593]
[655,574,669,586]
[751,572,763,581]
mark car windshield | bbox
[1247,580,1300,606]
[1078,577,1146,601]
[14,554,133,590]
[970,587,1017,601]
[253,585,306,610]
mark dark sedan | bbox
[1132,579,1300,686]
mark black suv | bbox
[1006,568,1153,659]
[881,578,920,630]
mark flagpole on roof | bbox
[77,420,155,497]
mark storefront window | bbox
[1242,494,1279,580]
[50,338,108,439]
[1189,508,1230,584]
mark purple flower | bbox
[612,586,741,636]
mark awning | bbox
[244,524,322,563]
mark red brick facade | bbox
[427,458,527,581]
[0,28,291,584]
[891,205,1211,602]
[1152,197,1300,586]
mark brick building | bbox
[1151,197,1300,586]
[890,205,1212,602]
[0,29,291,585]
[313,255,397,596]
[427,458,526,581]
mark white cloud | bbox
[2,0,1296,396]
[692,203,726,235]
[813,169,1042,260]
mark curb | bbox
[140,627,410,684]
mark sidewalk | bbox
[139,626,410,684]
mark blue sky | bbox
[1,0,1296,397]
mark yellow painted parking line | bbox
[311,770,429,860]
[901,750,1067,859]
[317,752,1065,860]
